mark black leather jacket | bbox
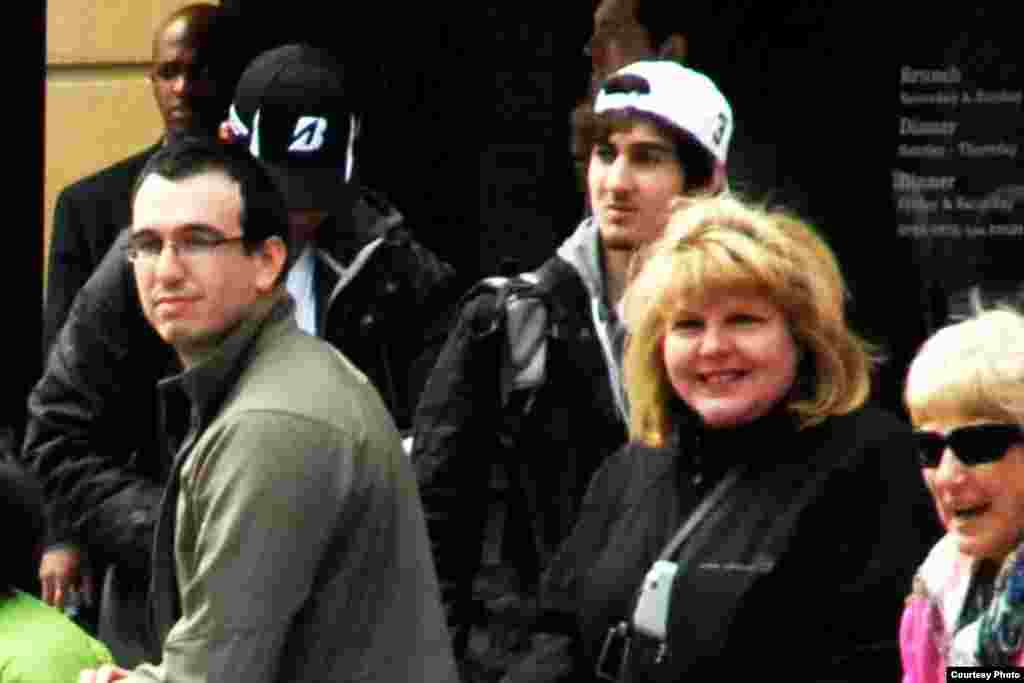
[23,188,459,569]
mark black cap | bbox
[228,44,357,210]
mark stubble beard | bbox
[601,233,643,252]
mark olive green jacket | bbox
[131,295,456,683]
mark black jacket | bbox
[23,188,458,570]
[410,254,628,678]
[44,143,161,356]
[542,405,941,682]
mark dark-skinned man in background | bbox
[43,3,234,357]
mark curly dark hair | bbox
[572,72,715,193]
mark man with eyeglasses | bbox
[35,2,232,662]
[25,44,458,667]
[77,137,456,683]
[44,4,233,357]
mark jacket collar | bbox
[158,293,295,431]
[669,400,799,485]
[313,186,404,263]
[555,217,608,306]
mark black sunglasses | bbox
[914,423,1024,468]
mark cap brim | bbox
[262,162,344,211]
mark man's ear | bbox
[657,33,688,63]
[255,235,288,292]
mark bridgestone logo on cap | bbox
[289,117,329,152]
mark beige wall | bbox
[44,0,218,289]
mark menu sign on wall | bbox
[895,64,1022,240]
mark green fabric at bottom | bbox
[0,590,113,683]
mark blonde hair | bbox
[621,196,874,446]
[905,307,1024,427]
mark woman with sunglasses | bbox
[539,197,938,682]
[902,308,1024,680]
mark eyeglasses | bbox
[123,231,246,265]
[913,423,1024,468]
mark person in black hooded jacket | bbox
[21,45,458,666]
[540,196,940,682]
[410,60,735,682]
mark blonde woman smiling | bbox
[542,197,938,682]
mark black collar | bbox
[668,401,799,492]
[157,295,294,434]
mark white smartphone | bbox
[632,560,678,640]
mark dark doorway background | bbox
[7,1,46,450]
[217,3,592,294]
[12,3,1019,442]
[217,1,948,412]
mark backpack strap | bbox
[466,258,595,587]
[498,259,592,577]
[501,257,581,400]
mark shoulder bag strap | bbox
[596,465,746,681]
[656,464,747,562]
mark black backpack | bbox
[413,256,622,681]
[469,257,585,569]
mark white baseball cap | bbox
[594,60,733,165]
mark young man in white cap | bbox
[411,59,732,682]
